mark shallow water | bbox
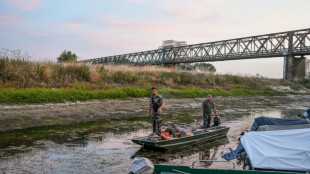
[0,103,307,174]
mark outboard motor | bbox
[129,157,154,174]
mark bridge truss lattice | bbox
[82,28,310,65]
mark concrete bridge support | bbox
[284,55,306,80]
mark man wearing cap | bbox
[200,94,218,128]
[147,87,165,136]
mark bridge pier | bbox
[283,55,306,80]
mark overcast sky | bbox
[1,0,309,78]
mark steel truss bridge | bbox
[82,28,310,66]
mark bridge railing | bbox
[82,28,310,65]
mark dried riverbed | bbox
[0,95,310,173]
[1,95,310,132]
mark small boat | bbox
[131,117,310,174]
[154,163,302,174]
[130,157,301,174]
[131,125,230,150]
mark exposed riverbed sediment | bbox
[0,95,309,132]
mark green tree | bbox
[193,63,216,73]
[57,50,77,62]
[178,63,216,73]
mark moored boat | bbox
[130,157,302,174]
[222,116,310,173]
[130,116,310,174]
[154,164,303,174]
[240,127,310,172]
[131,125,230,150]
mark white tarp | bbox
[241,128,310,172]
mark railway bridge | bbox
[81,28,310,79]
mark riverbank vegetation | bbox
[0,50,309,103]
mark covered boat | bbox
[131,125,230,150]
[222,117,310,161]
[241,128,310,172]
[257,124,310,131]
[249,116,310,131]
[222,116,310,172]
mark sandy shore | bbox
[0,95,309,132]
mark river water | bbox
[0,99,308,174]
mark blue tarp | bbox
[250,116,310,131]
[221,142,245,161]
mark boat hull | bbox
[131,126,230,150]
[154,164,302,174]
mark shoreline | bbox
[1,86,309,104]
[1,95,310,132]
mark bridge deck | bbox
[82,28,310,65]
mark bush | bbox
[57,50,77,62]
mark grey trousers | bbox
[203,114,211,127]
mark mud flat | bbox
[0,95,309,132]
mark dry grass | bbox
[103,64,212,75]
[89,65,101,83]
[103,64,170,73]
[0,49,301,90]
[0,57,283,89]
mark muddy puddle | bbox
[0,96,309,174]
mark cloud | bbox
[100,16,230,45]
[58,23,81,29]
[0,14,21,26]
[103,17,169,33]
[25,32,50,37]
[96,1,245,45]
[156,0,222,21]
[2,0,309,69]
[126,0,156,2]
[4,0,42,11]
[0,28,51,37]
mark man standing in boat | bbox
[201,94,219,128]
[147,87,165,136]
